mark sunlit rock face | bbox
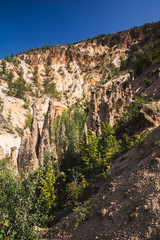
[0,22,160,173]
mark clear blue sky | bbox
[0,0,159,59]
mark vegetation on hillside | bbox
[0,59,62,100]
[4,54,21,67]
[0,66,27,99]
[0,100,150,238]
[120,37,160,76]
[32,67,39,87]
[44,78,60,99]
[1,20,159,239]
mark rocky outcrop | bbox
[31,103,40,154]
[87,78,133,135]
[139,101,160,127]
[13,75,132,172]
[17,104,39,174]
[0,114,9,130]
[38,101,57,166]
[19,21,160,68]
[16,101,60,174]
[1,21,160,175]
[17,128,32,173]
[10,147,18,174]
[87,89,101,136]
[1,20,160,240]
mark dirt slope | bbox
[71,127,160,240]
[46,125,160,240]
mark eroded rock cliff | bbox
[0,21,160,175]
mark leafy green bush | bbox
[73,200,91,228]
[125,39,160,76]
[5,54,21,67]
[78,129,103,178]
[100,123,121,160]
[23,97,30,109]
[116,96,147,134]
[53,106,87,159]
[38,167,57,209]
[32,67,39,87]
[66,170,88,206]
[114,96,150,153]
[78,124,119,178]
[1,60,7,75]
[44,78,60,99]
[6,71,14,96]
[120,131,150,153]
[64,90,70,99]
[0,157,39,239]
[0,154,63,238]
[14,68,27,98]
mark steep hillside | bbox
[0,21,160,160]
[1,21,160,240]
[44,125,160,240]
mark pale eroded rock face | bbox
[38,101,57,166]
[1,22,160,173]
[140,101,160,127]
[87,75,133,135]
[10,147,18,174]
[0,133,21,155]
[17,101,60,173]
[17,104,41,174]
[0,22,160,239]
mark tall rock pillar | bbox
[17,104,39,174]
[38,101,57,166]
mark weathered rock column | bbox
[38,101,57,166]
[31,103,40,154]
[17,104,39,174]
[99,86,110,131]
[87,89,101,136]
[17,128,32,173]
[87,89,96,130]
[10,147,18,174]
